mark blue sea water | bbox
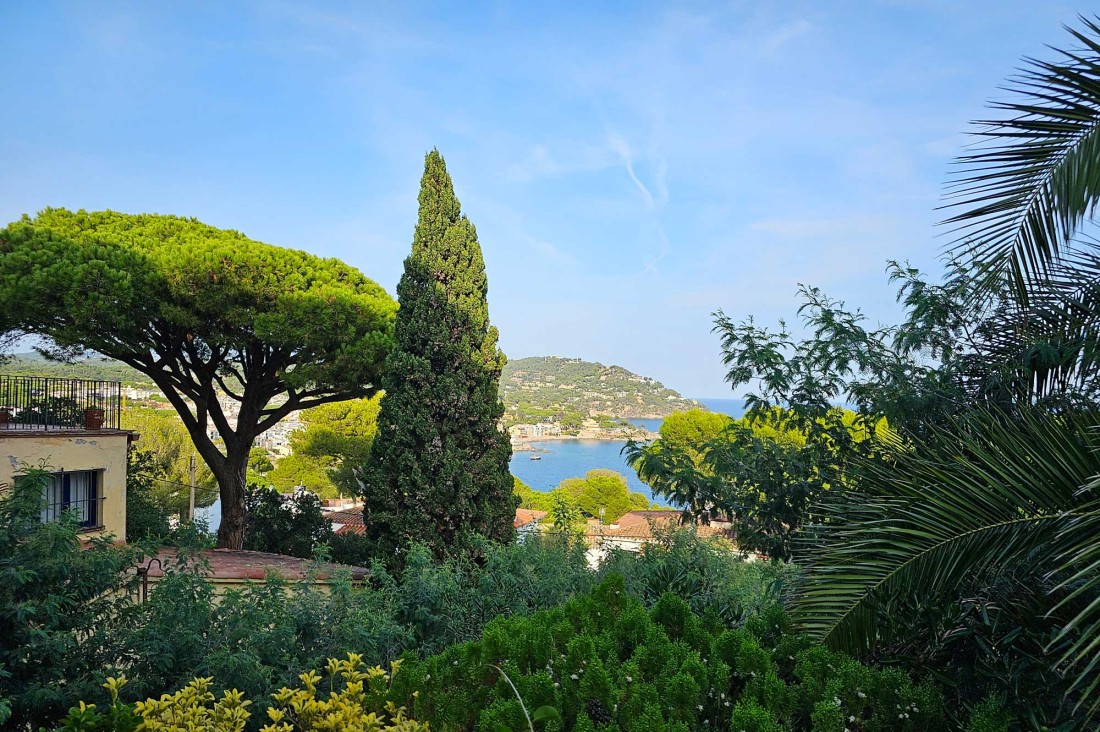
[510,398,746,505]
[510,438,665,503]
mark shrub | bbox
[0,468,142,730]
[55,655,427,732]
[392,575,1008,732]
[243,486,333,559]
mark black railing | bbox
[0,374,122,431]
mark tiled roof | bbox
[586,510,727,542]
[143,547,370,581]
[514,508,548,528]
[326,508,366,536]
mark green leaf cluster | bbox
[0,208,397,549]
[266,394,383,498]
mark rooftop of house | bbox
[326,508,367,536]
[142,547,370,582]
[587,509,728,541]
[515,508,548,528]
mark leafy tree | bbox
[247,447,273,475]
[627,408,865,561]
[515,471,651,522]
[940,15,1100,298]
[793,408,1099,727]
[546,492,585,538]
[655,409,733,458]
[125,448,171,542]
[780,18,1100,723]
[360,150,515,563]
[265,452,338,497]
[123,408,218,516]
[242,486,334,559]
[266,395,382,498]
[0,468,141,729]
[559,469,648,523]
[0,209,396,549]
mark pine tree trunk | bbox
[214,460,248,550]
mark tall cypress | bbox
[360,149,516,562]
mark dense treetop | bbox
[0,208,397,548]
[0,209,396,396]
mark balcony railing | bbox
[0,374,122,431]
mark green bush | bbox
[0,469,142,729]
[393,575,1004,732]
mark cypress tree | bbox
[360,149,516,562]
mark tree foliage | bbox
[267,395,383,498]
[0,468,141,729]
[515,469,652,524]
[360,150,515,563]
[122,408,218,516]
[242,486,334,559]
[940,15,1100,297]
[0,209,396,549]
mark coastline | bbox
[510,430,658,451]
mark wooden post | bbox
[189,454,196,522]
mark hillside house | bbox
[0,374,132,539]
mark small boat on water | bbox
[529,455,542,460]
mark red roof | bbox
[514,508,548,528]
[143,547,369,581]
[587,510,727,542]
[327,508,366,536]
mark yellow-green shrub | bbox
[56,655,428,732]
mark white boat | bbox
[529,455,542,460]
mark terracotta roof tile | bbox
[143,547,369,581]
[514,508,548,528]
[327,509,366,536]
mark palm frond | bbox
[1049,494,1100,715]
[791,408,1100,712]
[940,16,1100,298]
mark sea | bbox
[510,398,745,507]
[198,398,746,530]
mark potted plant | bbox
[83,406,105,430]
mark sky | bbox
[0,1,1084,397]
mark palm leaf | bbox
[791,408,1100,714]
[940,16,1100,299]
[1049,493,1100,715]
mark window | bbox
[37,470,104,530]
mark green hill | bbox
[1,352,155,387]
[501,356,701,426]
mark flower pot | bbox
[83,407,104,430]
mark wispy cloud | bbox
[608,132,657,210]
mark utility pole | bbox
[188,453,196,522]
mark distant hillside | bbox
[501,356,702,424]
[1,352,155,387]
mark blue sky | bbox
[0,1,1083,397]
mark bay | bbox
[510,438,667,505]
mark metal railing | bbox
[0,374,122,431]
[42,493,106,531]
